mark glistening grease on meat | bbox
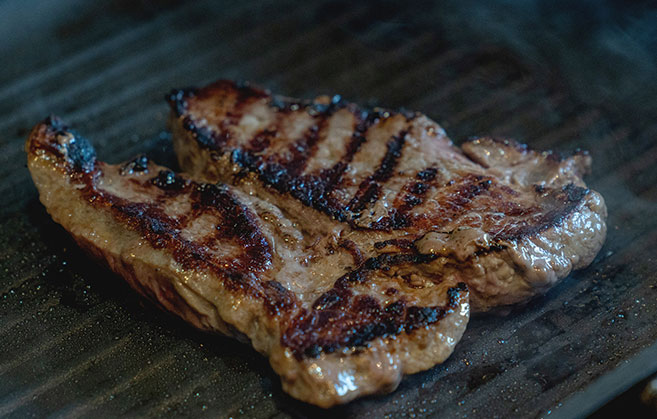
[168,80,607,312]
[26,80,606,407]
[26,117,469,407]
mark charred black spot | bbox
[374,238,416,250]
[448,282,468,305]
[151,170,187,191]
[120,154,149,175]
[65,132,96,173]
[182,116,222,149]
[473,243,508,257]
[410,182,428,194]
[406,306,443,330]
[347,130,407,213]
[404,195,423,207]
[562,183,588,202]
[417,167,438,181]
[369,212,411,230]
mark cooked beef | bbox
[167,80,607,312]
[26,80,607,407]
[26,117,469,407]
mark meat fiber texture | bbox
[26,81,606,407]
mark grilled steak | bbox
[167,80,608,312]
[26,117,469,407]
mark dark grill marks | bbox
[87,173,292,317]
[173,83,424,227]
[370,167,440,230]
[346,129,408,213]
[495,183,589,241]
[427,173,494,222]
[192,183,273,271]
[283,118,327,176]
[173,81,271,150]
[281,253,465,359]
[54,142,283,312]
[373,238,416,251]
[230,107,380,222]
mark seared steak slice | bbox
[168,80,607,312]
[26,117,469,407]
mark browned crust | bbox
[168,80,591,246]
[28,116,468,360]
[282,252,466,359]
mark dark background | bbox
[1,1,657,417]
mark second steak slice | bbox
[167,80,608,312]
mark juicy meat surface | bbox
[168,80,607,312]
[26,117,469,407]
[26,81,607,407]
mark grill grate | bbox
[1,0,657,417]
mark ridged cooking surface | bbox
[1,0,656,417]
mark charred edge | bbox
[229,80,270,103]
[347,130,408,213]
[182,116,227,149]
[120,155,149,175]
[65,133,96,173]
[40,120,96,173]
[282,264,463,360]
[175,80,270,150]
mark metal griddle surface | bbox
[1,1,657,417]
